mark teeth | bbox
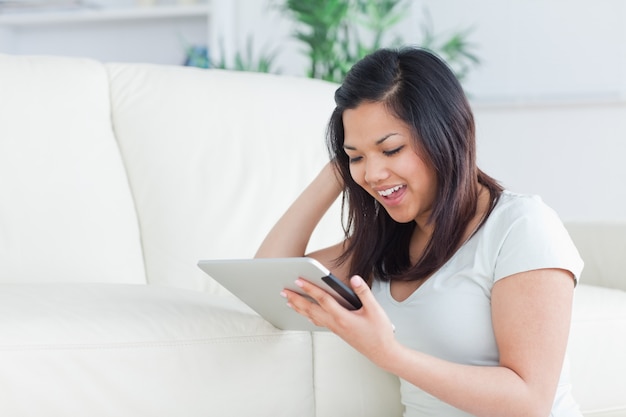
[378,185,403,197]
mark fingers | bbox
[287,275,369,317]
[295,278,344,311]
[282,275,371,329]
[281,289,328,328]
[282,276,397,364]
[281,278,348,329]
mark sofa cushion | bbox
[569,284,626,416]
[107,64,344,294]
[313,332,403,417]
[0,55,145,284]
[0,283,315,417]
[566,222,626,292]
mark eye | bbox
[348,155,363,164]
[383,146,404,157]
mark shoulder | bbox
[481,191,584,283]
[485,191,569,243]
[490,191,559,226]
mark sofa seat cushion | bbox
[0,283,315,417]
[569,284,626,417]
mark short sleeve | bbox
[493,195,584,284]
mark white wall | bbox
[0,1,208,65]
[217,0,626,222]
[407,0,626,103]
[474,101,626,221]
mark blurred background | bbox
[2,0,625,221]
[2,0,624,103]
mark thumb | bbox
[350,275,395,334]
[350,275,375,305]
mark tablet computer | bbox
[197,257,361,331]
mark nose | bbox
[364,156,390,185]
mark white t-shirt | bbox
[372,191,584,417]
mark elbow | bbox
[509,393,555,417]
[526,405,552,417]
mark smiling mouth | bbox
[377,185,405,197]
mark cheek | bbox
[349,165,379,201]
[348,164,365,187]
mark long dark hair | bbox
[327,47,502,283]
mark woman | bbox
[256,47,583,417]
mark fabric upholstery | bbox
[0,54,145,284]
[107,63,344,293]
[0,283,314,417]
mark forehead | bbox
[343,101,397,126]
[343,101,410,145]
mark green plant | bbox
[210,36,280,74]
[284,0,350,81]
[418,8,480,82]
[280,0,479,83]
[180,34,210,68]
[281,0,407,83]
[182,34,279,73]
[183,45,210,69]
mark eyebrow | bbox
[343,133,399,150]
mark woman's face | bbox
[342,101,438,227]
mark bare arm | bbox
[287,268,575,417]
[380,269,574,417]
[255,162,349,276]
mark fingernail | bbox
[280,291,287,298]
[351,275,364,287]
[294,279,304,288]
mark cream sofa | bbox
[0,54,624,417]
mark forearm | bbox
[287,270,565,417]
[380,343,549,417]
[255,162,343,258]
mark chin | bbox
[391,217,416,224]
[385,210,416,224]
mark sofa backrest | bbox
[6,54,618,297]
[565,222,626,292]
[107,63,344,294]
[0,54,146,284]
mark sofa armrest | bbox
[565,222,626,292]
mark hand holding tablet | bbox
[197,257,361,331]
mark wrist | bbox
[374,337,407,374]
[322,161,344,195]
